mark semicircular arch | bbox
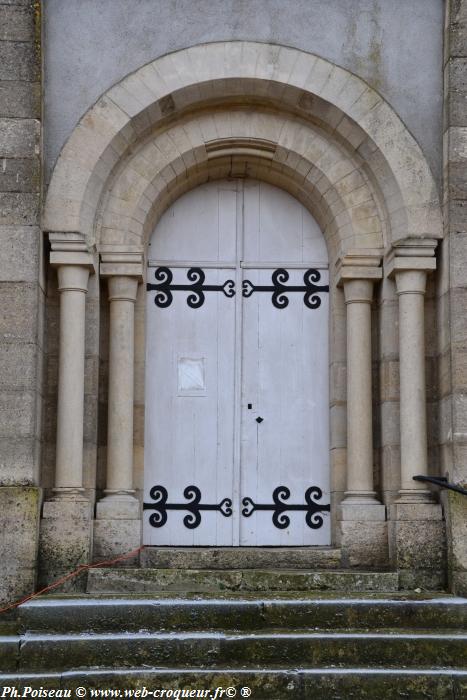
[97,108,385,261]
[43,41,442,251]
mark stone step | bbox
[18,594,467,634]
[4,629,467,673]
[87,568,399,594]
[1,668,466,700]
[140,546,342,569]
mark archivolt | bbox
[43,41,442,251]
[98,108,384,261]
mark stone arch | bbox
[40,41,445,569]
[43,41,442,250]
[97,108,384,261]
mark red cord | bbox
[0,545,146,615]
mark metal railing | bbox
[413,475,467,496]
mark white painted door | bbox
[144,179,330,545]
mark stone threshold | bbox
[140,546,342,570]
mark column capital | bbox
[385,238,437,280]
[100,248,144,281]
[335,249,383,287]
[107,275,139,303]
[49,231,97,272]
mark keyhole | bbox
[256,416,264,424]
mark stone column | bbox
[395,269,431,501]
[94,251,144,562]
[39,234,96,589]
[54,264,90,498]
[336,252,387,567]
[343,278,378,504]
[386,240,445,589]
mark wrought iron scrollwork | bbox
[242,485,330,529]
[147,267,235,309]
[143,485,233,529]
[242,268,329,309]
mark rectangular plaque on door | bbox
[177,356,206,396]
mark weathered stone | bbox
[0,389,36,438]
[453,391,467,434]
[0,41,37,81]
[452,442,467,482]
[0,118,39,158]
[0,342,39,389]
[93,518,141,564]
[0,226,40,281]
[398,569,447,591]
[0,436,40,485]
[339,503,386,521]
[389,503,443,522]
[389,519,447,589]
[446,58,467,126]
[141,546,342,570]
[338,520,389,568]
[0,282,39,342]
[450,287,467,343]
[18,595,467,634]
[0,636,20,671]
[447,491,467,571]
[0,486,40,605]
[16,627,467,673]
[0,4,33,42]
[449,161,467,200]
[0,158,40,192]
[447,1,467,58]
[453,570,467,596]
[83,392,99,444]
[450,231,467,288]
[0,192,39,225]
[39,499,93,590]
[87,567,399,594]
[448,198,467,229]
[0,80,40,118]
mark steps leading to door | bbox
[87,568,399,594]
[140,546,342,569]
[1,593,466,698]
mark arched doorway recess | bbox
[144,179,330,546]
[41,42,444,582]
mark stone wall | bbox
[42,0,443,186]
[442,0,467,596]
[0,0,42,604]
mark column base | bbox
[342,490,381,505]
[396,489,434,504]
[389,502,446,590]
[52,486,88,500]
[93,494,141,564]
[338,502,388,568]
[39,498,93,591]
[96,492,140,519]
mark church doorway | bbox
[143,179,330,546]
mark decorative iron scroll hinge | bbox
[242,485,330,529]
[242,268,329,309]
[147,267,235,308]
[143,485,233,529]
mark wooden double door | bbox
[144,179,330,546]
